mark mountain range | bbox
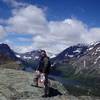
[0,42,100,73]
[0,42,100,79]
[52,42,100,78]
[0,42,100,96]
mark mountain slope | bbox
[52,44,88,65]
[0,43,24,70]
[0,43,17,61]
[0,43,18,65]
[72,42,100,78]
[54,42,100,85]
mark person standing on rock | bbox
[34,50,51,97]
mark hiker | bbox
[34,50,51,97]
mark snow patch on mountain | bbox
[73,49,81,53]
[23,56,32,60]
[90,41,100,46]
[88,47,94,51]
[16,54,21,58]
[65,54,74,58]
[96,47,100,52]
[92,52,97,56]
[94,56,100,64]
[34,56,39,60]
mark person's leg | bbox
[43,74,49,97]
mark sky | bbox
[0,0,100,55]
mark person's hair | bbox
[40,50,47,56]
[41,50,46,53]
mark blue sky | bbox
[0,0,100,55]
[1,0,100,26]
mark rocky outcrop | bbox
[0,68,100,100]
[0,68,67,100]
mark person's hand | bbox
[40,73,45,82]
[36,70,40,75]
[41,73,44,76]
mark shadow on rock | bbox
[48,87,62,97]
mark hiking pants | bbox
[44,74,49,95]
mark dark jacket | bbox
[37,56,51,74]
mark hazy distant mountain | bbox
[15,50,41,61]
[16,50,56,61]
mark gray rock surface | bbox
[0,68,67,100]
[0,68,100,100]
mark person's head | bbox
[40,50,47,57]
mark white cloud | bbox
[1,2,100,55]
[31,19,88,54]
[30,18,100,55]
[48,19,87,43]
[3,0,26,8]
[6,5,49,34]
[0,25,6,39]
[16,37,32,42]
[85,28,100,43]
[13,45,34,53]
[3,39,34,53]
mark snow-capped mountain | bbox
[15,50,41,61]
[15,50,47,71]
[16,50,56,61]
[52,44,88,64]
[72,41,100,77]
[52,41,100,82]
[1,42,100,77]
